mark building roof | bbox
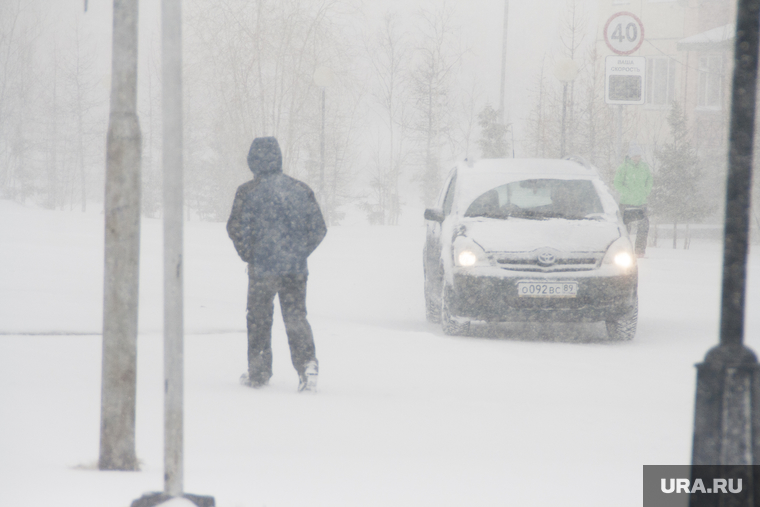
[677,24,734,52]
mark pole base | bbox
[690,358,760,506]
[692,358,760,466]
[131,492,215,507]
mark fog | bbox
[1,0,605,224]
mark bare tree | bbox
[453,78,481,160]
[0,2,107,211]
[524,56,551,158]
[363,12,414,225]
[138,32,163,218]
[523,0,630,178]
[477,104,510,158]
[573,43,621,181]
[524,55,566,160]
[306,69,367,225]
[184,0,360,221]
[408,3,463,207]
[99,0,142,472]
[45,40,61,209]
[61,15,103,212]
[557,0,588,156]
[0,0,45,202]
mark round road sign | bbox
[604,12,645,55]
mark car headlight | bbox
[453,236,489,267]
[458,250,478,266]
[602,236,635,268]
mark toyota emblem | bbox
[538,252,556,266]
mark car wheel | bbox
[441,283,470,336]
[424,264,442,323]
[605,295,638,341]
[425,290,441,323]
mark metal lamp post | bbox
[161,0,185,499]
[313,66,335,213]
[498,0,509,125]
[553,58,578,158]
[131,1,215,506]
[689,0,760,504]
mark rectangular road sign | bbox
[605,55,645,105]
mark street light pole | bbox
[131,2,216,506]
[498,0,509,125]
[561,82,568,157]
[615,105,622,167]
[162,0,184,497]
[320,86,326,209]
[554,58,578,159]
[690,0,760,499]
[313,66,335,215]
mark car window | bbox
[464,179,604,220]
[442,173,457,216]
[509,182,552,208]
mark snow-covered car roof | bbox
[453,158,616,216]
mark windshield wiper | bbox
[508,209,549,220]
[550,212,608,221]
[550,212,586,220]
[467,210,512,220]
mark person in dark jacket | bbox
[227,137,327,392]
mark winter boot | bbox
[242,353,271,388]
[240,371,269,388]
[298,360,318,393]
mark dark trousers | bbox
[621,204,649,255]
[246,272,317,383]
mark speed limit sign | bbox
[604,12,645,55]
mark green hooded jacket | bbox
[614,158,653,206]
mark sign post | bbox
[603,11,645,165]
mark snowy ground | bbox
[1,199,759,507]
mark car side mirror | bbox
[424,208,444,222]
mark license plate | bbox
[517,281,578,297]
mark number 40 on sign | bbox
[604,11,645,55]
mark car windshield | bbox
[464,178,604,220]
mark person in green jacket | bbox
[614,144,653,257]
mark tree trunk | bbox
[672,221,678,249]
[99,0,141,472]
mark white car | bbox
[423,157,639,339]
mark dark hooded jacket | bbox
[227,137,327,276]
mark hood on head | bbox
[628,143,642,157]
[247,137,282,176]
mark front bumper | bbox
[449,268,637,323]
